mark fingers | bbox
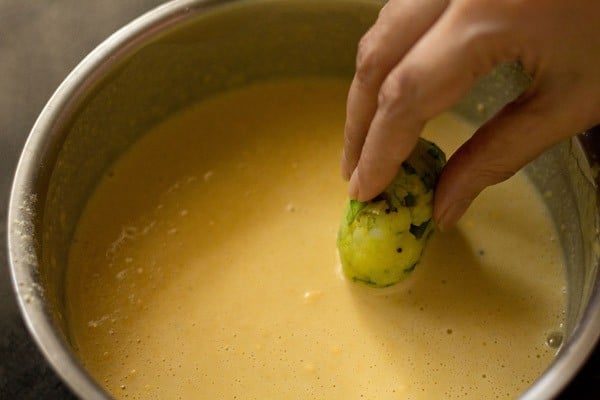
[342,0,450,180]
[344,0,600,227]
[433,91,576,231]
[349,1,509,201]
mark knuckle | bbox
[377,68,418,115]
[460,140,517,186]
[459,23,511,70]
[377,84,399,114]
[461,25,493,53]
[474,166,516,187]
[355,32,382,86]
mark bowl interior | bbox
[8,0,600,398]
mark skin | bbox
[342,0,600,231]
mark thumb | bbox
[433,91,576,231]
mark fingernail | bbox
[348,169,360,199]
[437,198,472,232]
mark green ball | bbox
[337,138,446,288]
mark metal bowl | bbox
[7,0,600,398]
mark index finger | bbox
[349,1,515,201]
[342,0,449,180]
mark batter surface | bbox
[66,78,565,399]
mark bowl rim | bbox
[6,0,232,398]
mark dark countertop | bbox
[0,1,598,399]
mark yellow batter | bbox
[66,78,565,399]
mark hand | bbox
[342,0,600,230]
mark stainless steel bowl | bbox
[7,0,600,398]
